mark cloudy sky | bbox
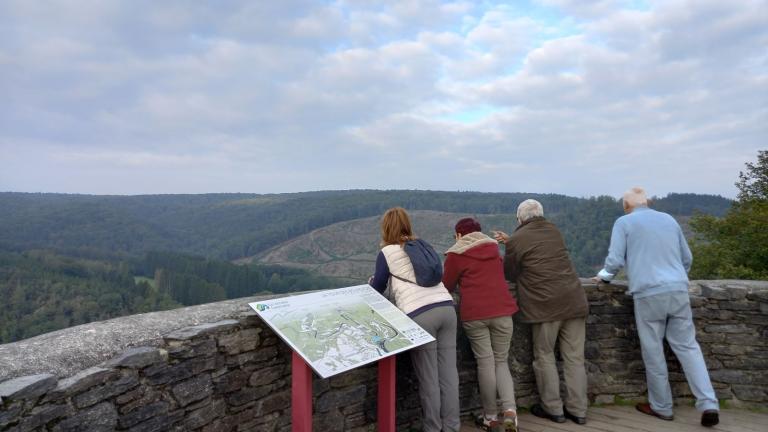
[0,0,765,198]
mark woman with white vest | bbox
[368,207,460,432]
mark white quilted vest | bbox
[381,244,453,315]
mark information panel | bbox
[250,284,435,378]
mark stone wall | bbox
[0,280,766,431]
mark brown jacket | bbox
[503,216,588,323]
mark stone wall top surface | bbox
[0,293,286,381]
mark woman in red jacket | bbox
[443,217,520,431]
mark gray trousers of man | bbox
[531,317,589,417]
[634,291,718,416]
[411,305,461,432]
[463,315,516,417]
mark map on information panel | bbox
[249,285,435,378]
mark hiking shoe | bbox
[701,410,719,427]
[475,414,501,432]
[635,403,673,421]
[530,403,566,423]
[502,409,518,432]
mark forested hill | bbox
[0,190,732,344]
[0,190,731,262]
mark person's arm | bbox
[503,241,520,281]
[368,251,390,293]
[679,225,693,273]
[442,253,461,293]
[597,220,627,282]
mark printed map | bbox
[250,285,434,378]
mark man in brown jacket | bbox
[494,199,589,425]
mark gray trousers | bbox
[463,315,516,416]
[411,305,461,432]
[531,317,588,417]
[634,291,718,415]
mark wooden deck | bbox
[461,405,768,432]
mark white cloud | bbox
[0,0,765,197]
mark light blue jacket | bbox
[598,206,692,298]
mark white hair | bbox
[517,199,544,222]
[623,187,648,208]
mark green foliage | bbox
[652,193,732,217]
[0,190,730,267]
[690,200,768,280]
[138,251,338,304]
[0,251,180,343]
[736,150,768,202]
[0,250,340,344]
[690,151,768,280]
[550,196,624,275]
[0,191,588,260]
[0,190,733,343]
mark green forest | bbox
[689,150,768,280]
[0,250,337,343]
[0,190,730,261]
[0,188,735,344]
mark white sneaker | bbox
[475,414,500,431]
[502,409,518,432]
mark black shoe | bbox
[564,407,587,425]
[530,403,566,423]
[701,410,719,427]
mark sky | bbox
[0,0,765,198]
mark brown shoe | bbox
[635,403,673,421]
[701,410,719,427]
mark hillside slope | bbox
[0,191,730,263]
[251,210,701,281]
[249,211,519,283]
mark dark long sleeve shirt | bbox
[369,251,390,293]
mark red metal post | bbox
[292,351,313,432]
[378,355,396,432]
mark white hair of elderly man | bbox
[517,199,544,223]
[623,187,649,209]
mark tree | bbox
[735,150,768,202]
[690,150,768,280]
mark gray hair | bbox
[517,199,544,222]
[623,187,648,208]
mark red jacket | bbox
[442,234,518,321]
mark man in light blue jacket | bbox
[594,187,719,428]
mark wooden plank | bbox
[669,407,766,432]
[588,406,677,432]
[519,414,583,432]
[687,408,768,425]
[461,406,768,432]
[597,405,768,432]
[596,406,716,432]
[518,413,651,432]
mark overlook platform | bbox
[462,405,768,432]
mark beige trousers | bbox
[463,315,517,416]
[531,317,588,417]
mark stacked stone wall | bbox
[0,280,766,431]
